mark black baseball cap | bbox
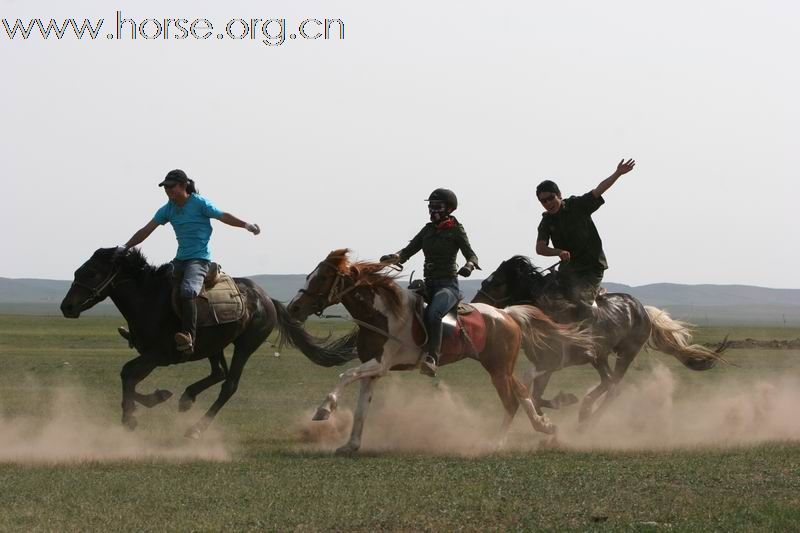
[158,169,189,187]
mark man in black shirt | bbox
[536,159,636,322]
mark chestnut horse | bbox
[60,248,354,438]
[287,249,592,454]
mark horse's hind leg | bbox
[335,376,377,455]
[185,335,261,439]
[179,351,228,412]
[486,371,521,446]
[120,356,157,430]
[510,376,556,435]
[134,389,173,408]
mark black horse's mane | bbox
[95,247,171,288]
[506,255,545,279]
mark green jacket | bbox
[398,218,479,280]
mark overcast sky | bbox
[2,0,797,288]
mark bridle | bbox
[476,286,511,307]
[70,262,130,310]
[298,260,361,317]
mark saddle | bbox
[410,296,487,356]
[171,264,246,327]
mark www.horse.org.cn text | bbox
[2,11,345,47]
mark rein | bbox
[299,260,362,317]
[476,287,511,307]
[70,260,137,310]
[301,259,418,349]
[71,267,122,309]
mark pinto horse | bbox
[60,248,353,438]
[286,249,593,454]
[472,255,729,423]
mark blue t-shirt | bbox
[153,194,224,261]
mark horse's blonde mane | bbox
[323,249,405,316]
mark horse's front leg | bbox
[335,376,378,455]
[312,359,384,421]
[578,358,613,424]
[120,356,157,430]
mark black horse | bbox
[60,248,353,438]
[472,256,728,423]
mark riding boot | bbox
[421,322,443,378]
[175,297,197,359]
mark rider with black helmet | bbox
[381,188,480,377]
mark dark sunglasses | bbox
[538,194,556,204]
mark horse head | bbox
[60,247,149,318]
[473,255,548,307]
[288,248,404,322]
[288,249,355,322]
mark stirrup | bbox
[174,332,194,355]
[118,327,134,348]
[420,355,438,377]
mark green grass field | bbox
[1,315,799,531]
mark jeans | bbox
[171,259,209,343]
[172,259,210,299]
[424,278,461,359]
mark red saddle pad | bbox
[412,304,487,356]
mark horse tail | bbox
[645,306,729,370]
[505,305,593,360]
[271,298,359,367]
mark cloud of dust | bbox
[296,365,800,455]
[558,364,800,450]
[0,386,232,464]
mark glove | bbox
[246,223,261,235]
[380,253,400,264]
[458,262,475,277]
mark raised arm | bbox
[123,220,160,249]
[219,213,260,235]
[592,158,636,198]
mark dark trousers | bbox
[559,266,604,322]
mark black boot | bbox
[176,297,198,359]
[421,328,442,378]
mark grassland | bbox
[1,315,799,531]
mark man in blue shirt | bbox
[121,169,260,357]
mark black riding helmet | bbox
[425,188,458,211]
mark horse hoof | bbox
[155,389,173,402]
[313,407,331,421]
[541,423,557,435]
[534,417,557,435]
[539,435,560,450]
[178,394,194,413]
[122,416,138,431]
[335,443,358,456]
[185,427,202,440]
[553,391,579,408]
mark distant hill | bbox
[3,276,800,326]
